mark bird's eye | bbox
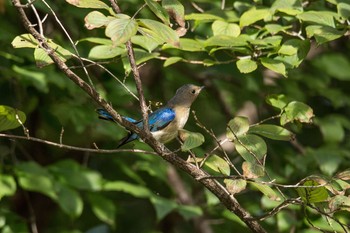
[191,90,196,94]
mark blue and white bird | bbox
[97,84,204,148]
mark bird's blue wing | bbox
[134,108,175,132]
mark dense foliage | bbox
[1,0,350,232]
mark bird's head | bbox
[168,84,204,108]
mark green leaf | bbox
[177,205,203,220]
[16,162,57,200]
[0,105,26,132]
[297,11,335,27]
[239,8,272,28]
[78,37,112,45]
[88,45,125,60]
[84,11,114,30]
[56,185,83,218]
[329,195,350,212]
[250,182,281,201]
[0,175,16,200]
[88,193,116,226]
[66,0,109,9]
[150,196,177,220]
[212,20,240,37]
[185,13,223,21]
[103,181,153,198]
[271,0,303,15]
[178,129,205,151]
[48,159,103,191]
[242,161,265,179]
[281,101,314,125]
[249,124,293,141]
[162,0,185,27]
[11,34,37,48]
[163,57,183,67]
[338,3,350,19]
[266,94,289,110]
[162,38,205,51]
[204,155,230,176]
[131,35,159,53]
[12,65,48,92]
[204,35,249,47]
[235,134,267,163]
[224,179,247,195]
[145,0,170,25]
[306,25,344,44]
[226,116,249,140]
[105,18,138,45]
[138,19,179,46]
[297,180,329,203]
[236,59,258,74]
[265,24,287,35]
[34,41,72,67]
[260,57,287,77]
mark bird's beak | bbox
[200,86,205,91]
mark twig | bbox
[0,133,157,155]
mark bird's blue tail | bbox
[96,109,115,121]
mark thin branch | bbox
[0,133,157,155]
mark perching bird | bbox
[97,84,204,148]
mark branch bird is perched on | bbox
[97,84,204,148]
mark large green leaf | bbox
[337,3,350,19]
[84,11,114,30]
[0,105,26,132]
[131,35,160,52]
[249,124,293,141]
[204,35,249,47]
[224,179,247,195]
[178,129,205,151]
[265,94,289,110]
[34,40,72,67]
[145,0,170,25]
[162,0,185,27]
[138,19,179,46]
[236,58,258,74]
[250,182,280,201]
[163,56,183,67]
[281,101,314,125]
[212,20,240,37]
[235,135,267,163]
[226,116,250,140]
[260,57,287,77]
[88,193,116,226]
[297,11,336,27]
[11,34,37,48]
[56,184,83,218]
[204,154,230,176]
[242,161,265,179]
[105,18,138,45]
[306,25,344,44]
[297,180,329,203]
[239,8,272,28]
[88,45,125,60]
[66,0,109,9]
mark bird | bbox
[97,84,204,148]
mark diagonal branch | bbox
[11,1,267,232]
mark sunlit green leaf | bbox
[204,155,230,176]
[242,162,265,179]
[212,20,240,37]
[249,124,293,141]
[236,59,258,74]
[226,116,249,140]
[338,3,350,19]
[138,19,179,46]
[66,0,109,9]
[11,34,37,48]
[131,35,159,52]
[205,35,249,47]
[297,11,336,27]
[224,179,247,195]
[0,105,26,132]
[260,57,287,77]
[239,8,272,28]
[250,181,280,201]
[162,0,185,27]
[33,41,72,67]
[78,37,112,45]
[178,129,205,151]
[281,101,314,125]
[266,94,289,110]
[88,193,116,226]
[163,57,183,67]
[145,0,170,25]
[88,45,125,60]
[84,11,114,29]
[105,18,138,45]
[235,135,267,163]
[0,175,16,200]
[306,25,344,44]
[185,13,223,21]
[297,180,329,203]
